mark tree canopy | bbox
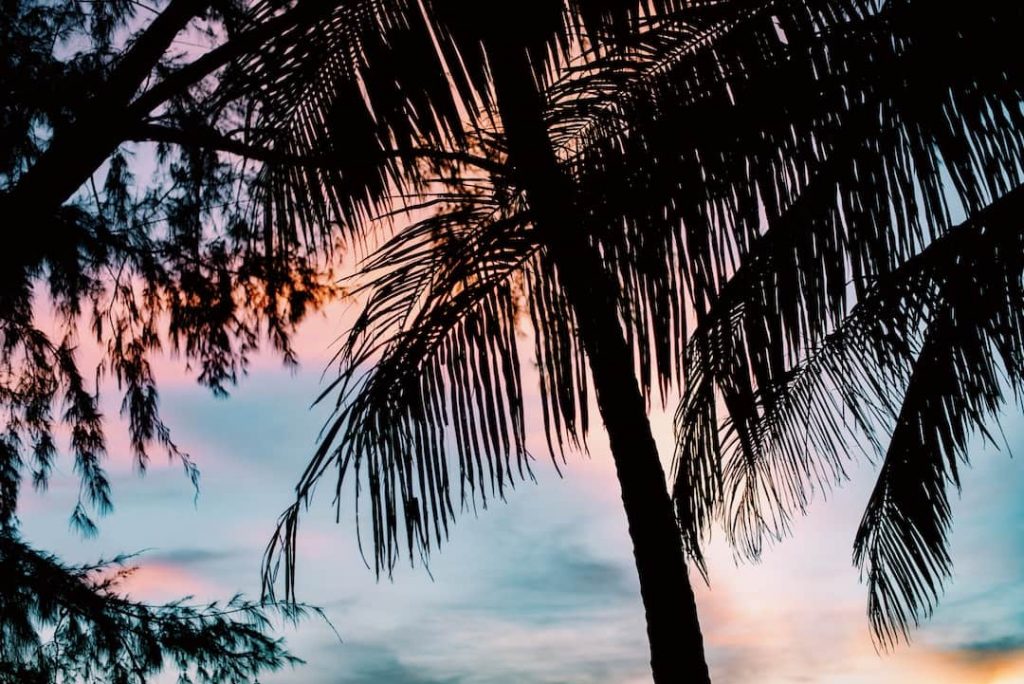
[1,0,335,678]
[0,536,311,684]
[2,0,1023,679]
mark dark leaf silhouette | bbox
[668,0,1023,645]
[245,0,1024,662]
[1,0,342,678]
[0,532,312,683]
[4,0,1023,678]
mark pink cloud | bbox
[105,561,219,602]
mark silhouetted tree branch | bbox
[130,122,505,173]
[0,532,313,683]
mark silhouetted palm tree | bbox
[2,0,1016,676]
[244,0,1022,679]
[664,0,1023,651]
[244,3,716,680]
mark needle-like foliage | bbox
[0,533,311,684]
[2,0,347,677]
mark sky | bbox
[18,301,1024,684]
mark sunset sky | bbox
[2,0,1016,680]
[19,303,1024,684]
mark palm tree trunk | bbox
[485,40,712,684]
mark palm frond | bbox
[663,0,1022,558]
[568,0,1019,321]
[263,169,592,597]
[854,188,1024,646]
[692,185,1024,643]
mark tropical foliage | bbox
[243,0,1024,653]
[666,0,1023,646]
[3,0,1022,678]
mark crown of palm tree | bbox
[226,0,1024,649]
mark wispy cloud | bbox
[146,547,240,566]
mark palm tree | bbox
[243,3,715,680]
[235,0,1021,680]
[662,0,1023,651]
[4,0,1017,676]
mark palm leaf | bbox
[665,0,1022,559]
[263,168,595,596]
[697,185,1024,643]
